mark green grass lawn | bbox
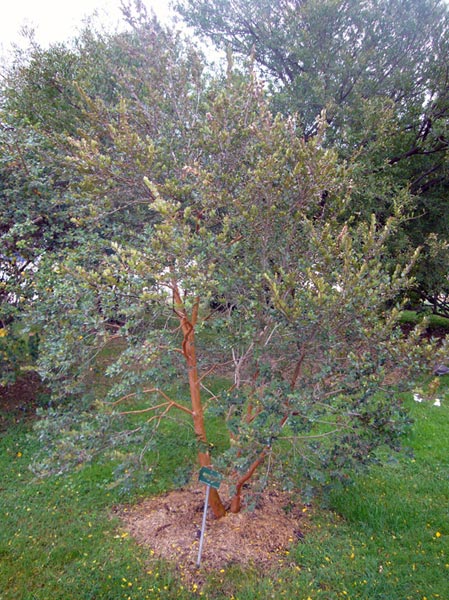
[293,395,449,600]
[0,390,448,599]
[399,310,449,333]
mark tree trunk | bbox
[174,285,226,519]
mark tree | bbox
[175,0,449,312]
[175,0,449,136]
[0,119,71,383]
[31,69,440,516]
[0,4,207,382]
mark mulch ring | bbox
[115,484,309,585]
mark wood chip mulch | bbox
[116,484,309,583]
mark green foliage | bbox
[0,6,207,382]
[175,0,449,311]
[30,62,445,500]
[0,324,38,386]
[176,0,449,133]
[0,120,68,383]
[1,3,447,505]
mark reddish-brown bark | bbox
[228,342,310,511]
[173,283,226,519]
[230,448,268,513]
[170,281,312,517]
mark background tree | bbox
[0,4,207,381]
[0,118,71,383]
[175,0,449,312]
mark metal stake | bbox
[196,484,210,567]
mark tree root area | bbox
[117,485,307,575]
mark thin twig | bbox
[106,387,193,415]
[118,401,169,415]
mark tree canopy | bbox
[176,0,449,310]
[0,6,207,380]
[1,3,446,513]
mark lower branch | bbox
[230,447,269,513]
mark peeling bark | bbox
[173,283,226,519]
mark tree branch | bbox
[106,387,193,415]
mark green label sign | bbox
[198,467,223,489]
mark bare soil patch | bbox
[0,372,47,429]
[117,484,308,583]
